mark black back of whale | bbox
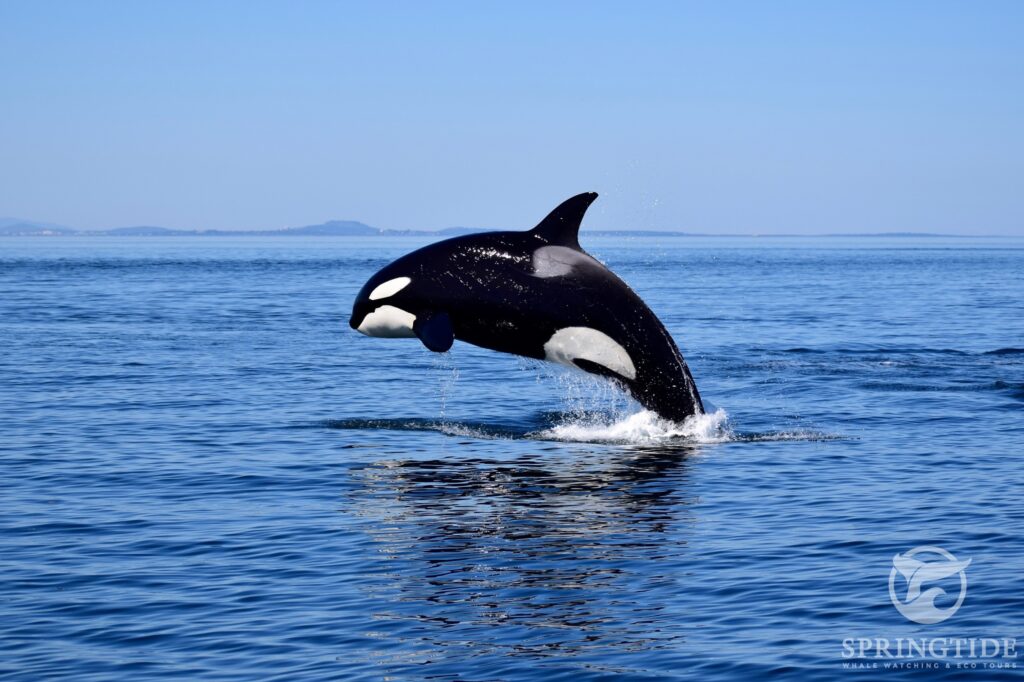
[350,192,704,422]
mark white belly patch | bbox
[543,327,637,380]
[357,305,416,338]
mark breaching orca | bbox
[349,193,704,422]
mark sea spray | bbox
[432,353,460,422]
[538,408,732,445]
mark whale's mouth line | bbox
[316,410,846,446]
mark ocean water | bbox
[1,235,1022,680]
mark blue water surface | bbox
[1,235,1022,680]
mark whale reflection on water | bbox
[339,446,699,673]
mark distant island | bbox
[0,217,503,237]
[0,217,968,238]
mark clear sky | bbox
[1,1,1022,234]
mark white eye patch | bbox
[369,277,411,301]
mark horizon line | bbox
[1,216,1021,239]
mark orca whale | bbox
[349,193,704,422]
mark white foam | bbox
[537,408,731,445]
[438,422,506,440]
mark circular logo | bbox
[889,545,970,624]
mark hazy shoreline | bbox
[0,228,1005,239]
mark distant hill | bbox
[0,216,504,236]
[820,232,949,238]
[0,216,980,238]
[437,226,498,236]
[98,221,385,237]
[0,218,77,235]
[275,220,380,236]
[104,226,195,236]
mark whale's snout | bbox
[351,275,418,337]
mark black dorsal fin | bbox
[529,192,598,250]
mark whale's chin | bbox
[356,305,417,338]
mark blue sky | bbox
[1,1,1021,234]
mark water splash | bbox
[515,360,733,444]
[536,408,732,445]
[432,353,460,420]
[322,358,843,445]
[324,412,843,445]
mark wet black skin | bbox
[349,193,703,422]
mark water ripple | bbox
[1,237,1022,680]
